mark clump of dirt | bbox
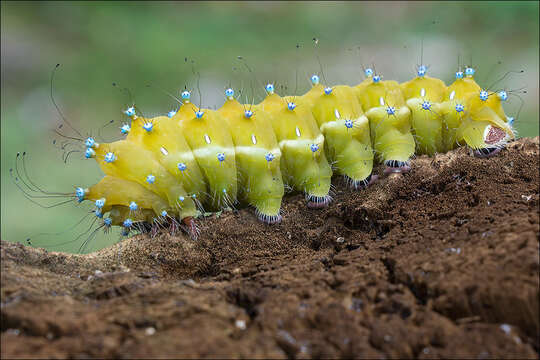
[2,137,539,359]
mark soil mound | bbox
[2,137,539,358]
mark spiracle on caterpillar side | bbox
[12,39,527,252]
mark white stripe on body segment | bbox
[278,134,325,150]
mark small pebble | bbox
[145,327,156,336]
[235,320,246,330]
[336,237,345,243]
[500,323,511,334]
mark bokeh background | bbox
[2,1,538,253]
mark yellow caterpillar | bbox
[18,62,517,244]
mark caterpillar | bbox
[14,55,521,248]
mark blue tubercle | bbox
[265,83,274,94]
[287,102,296,111]
[104,152,116,163]
[217,153,226,162]
[161,210,168,217]
[85,148,96,159]
[417,65,427,77]
[85,137,96,148]
[95,198,105,209]
[225,88,234,98]
[386,106,396,115]
[177,163,187,172]
[75,187,85,202]
[455,103,465,113]
[123,218,133,228]
[195,110,204,119]
[364,68,373,77]
[421,101,431,110]
[120,124,131,134]
[124,106,136,117]
[311,74,320,85]
[143,122,153,132]
[129,201,138,211]
[178,196,185,202]
[265,152,275,162]
[465,67,475,77]
[181,91,191,101]
[244,109,253,118]
[324,87,333,95]
[455,71,464,79]
[479,90,489,101]
[95,209,103,218]
[310,144,319,153]
[104,218,112,227]
[146,174,155,184]
[372,75,381,83]
[167,110,177,118]
[344,119,353,129]
[498,91,508,101]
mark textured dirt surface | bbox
[2,137,539,359]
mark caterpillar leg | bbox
[473,147,502,158]
[299,152,333,209]
[345,173,379,189]
[383,160,411,174]
[181,216,200,240]
[253,197,283,224]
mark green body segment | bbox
[175,102,238,210]
[257,93,332,199]
[217,98,284,218]
[439,76,482,151]
[357,80,416,164]
[127,115,208,204]
[303,85,374,182]
[401,76,447,155]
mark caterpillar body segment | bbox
[92,140,198,219]
[357,79,416,171]
[302,84,375,188]
[257,91,332,208]
[400,74,447,155]
[217,96,285,223]
[439,75,482,152]
[86,176,171,217]
[126,114,208,206]
[174,101,238,211]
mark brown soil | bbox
[2,137,539,359]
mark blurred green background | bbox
[2,1,538,253]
